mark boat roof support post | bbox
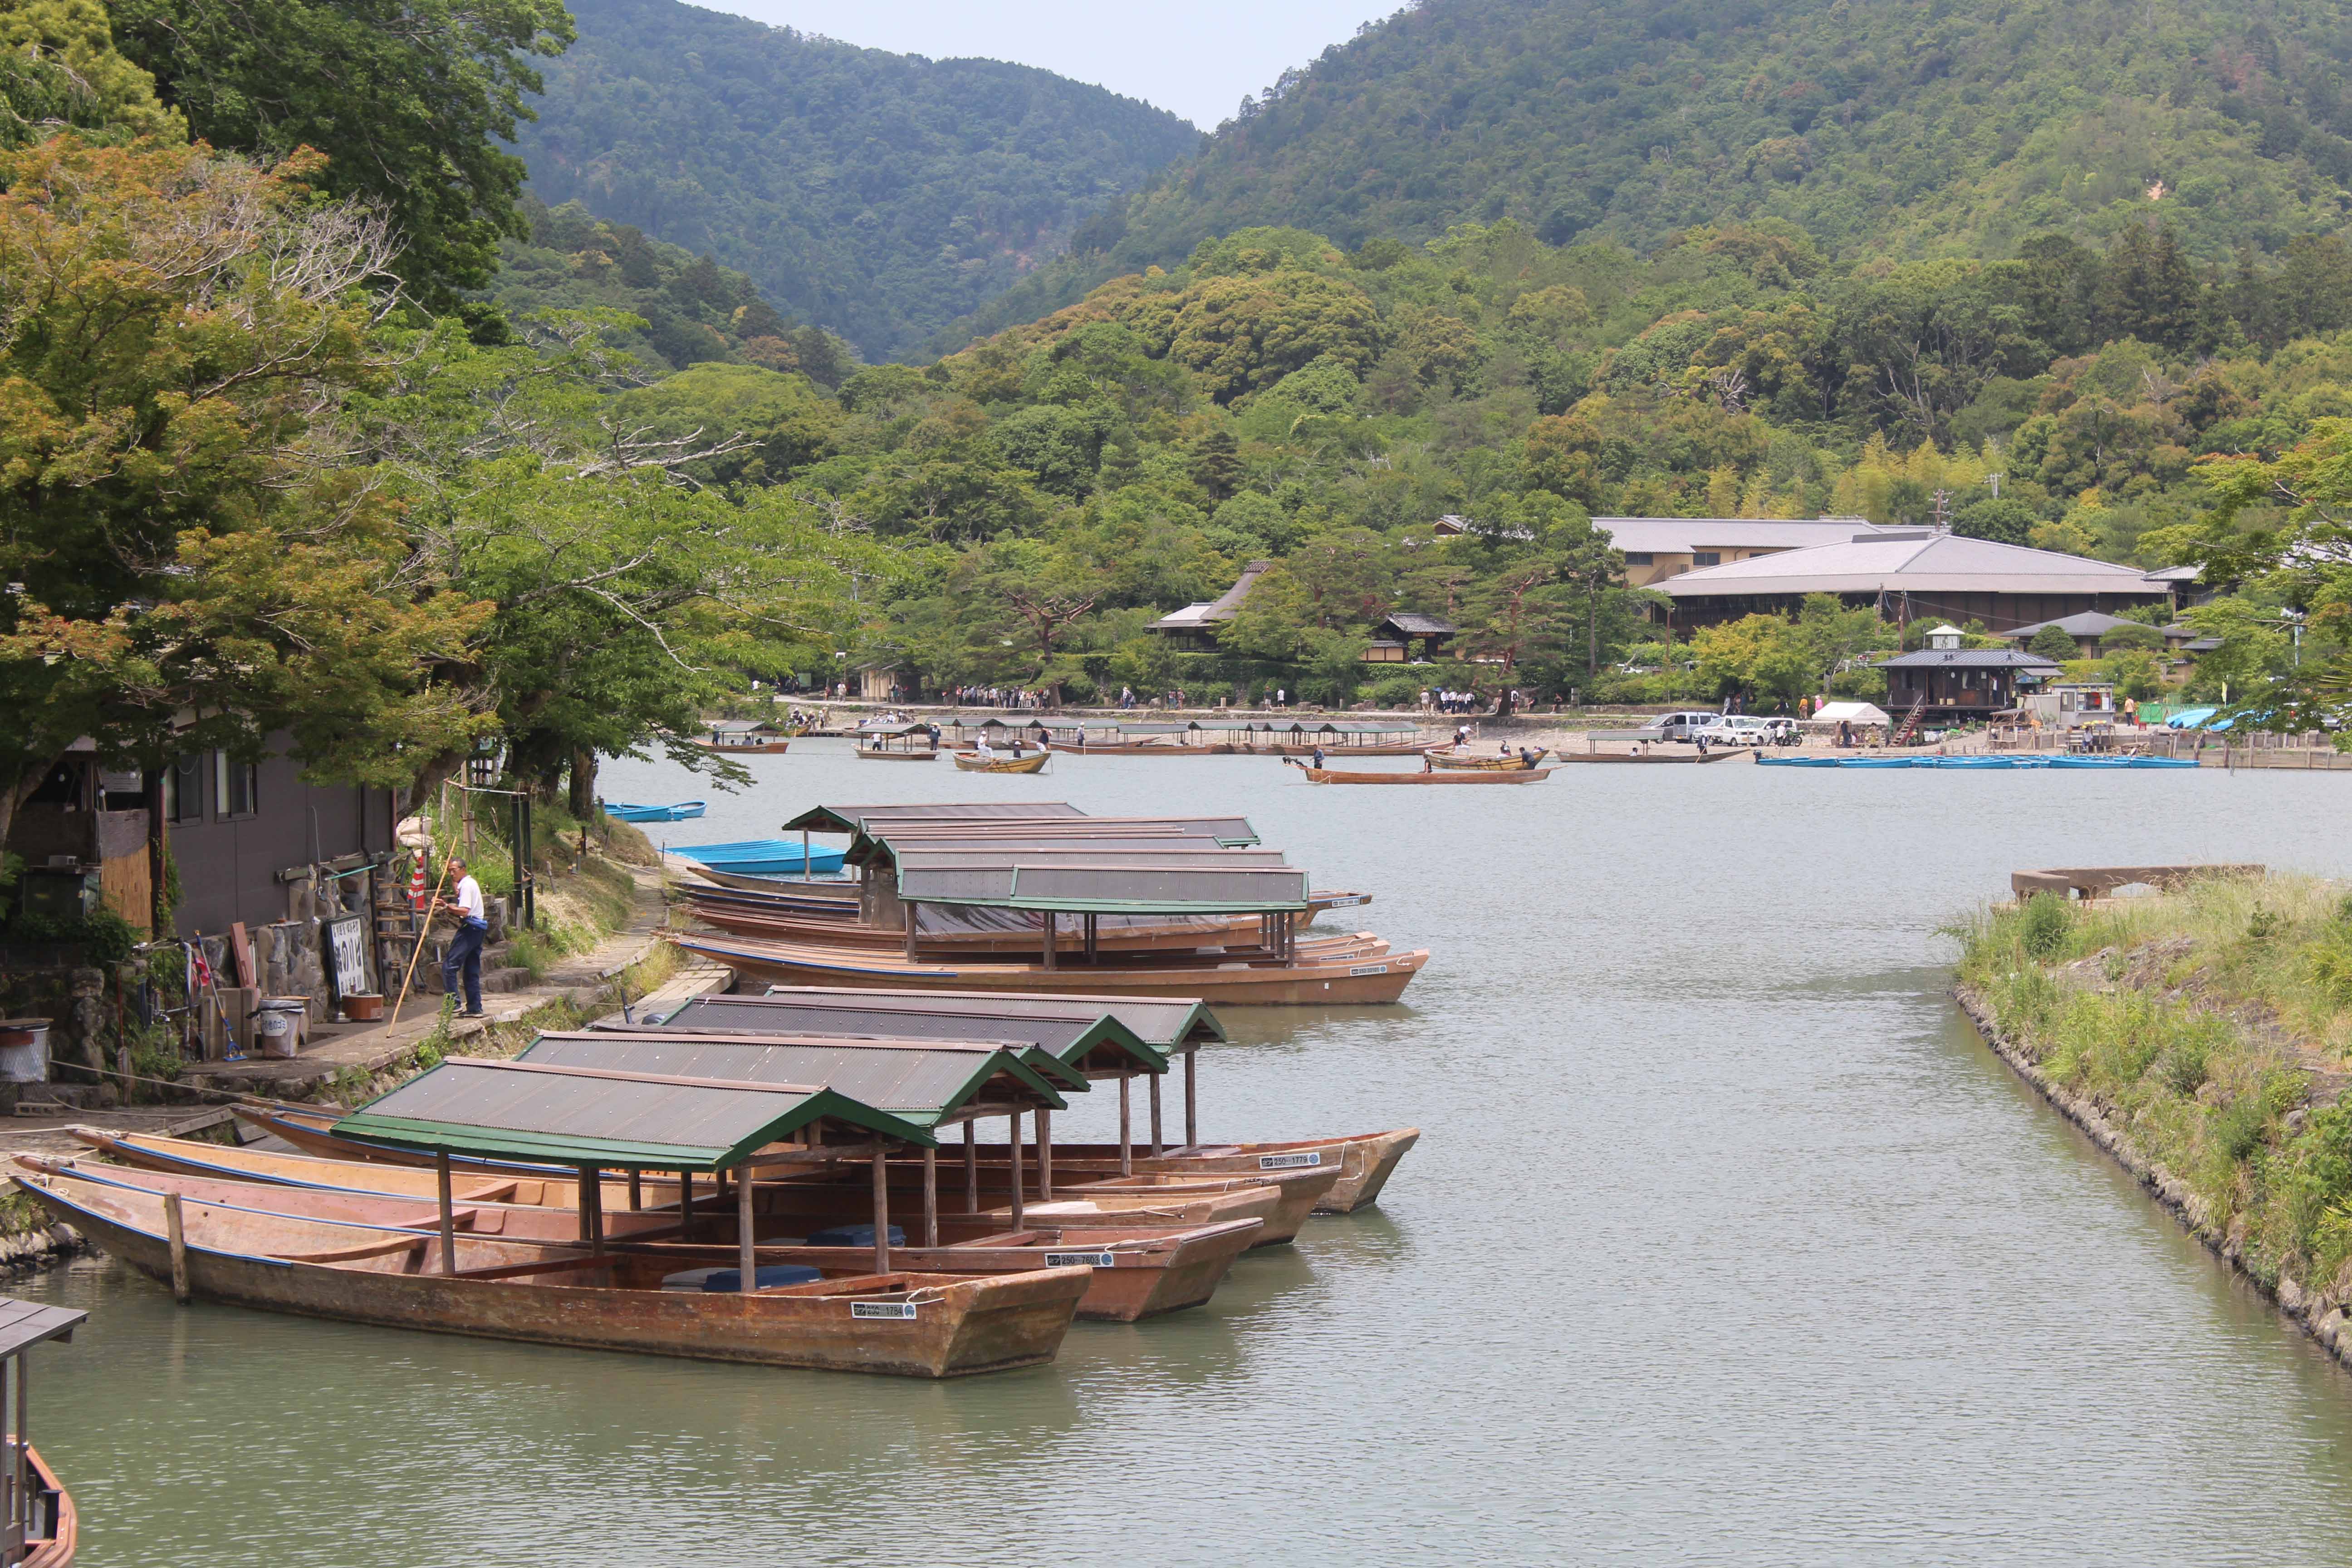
[1149,1073,1163,1157]
[436,1153,457,1276]
[1041,911,1056,970]
[904,902,919,963]
[1007,1112,1024,1229]
[921,1145,938,1249]
[871,1149,893,1274]
[736,1158,755,1294]
[963,1122,977,1214]
[578,1166,604,1256]
[1119,1073,1132,1176]
[679,1171,694,1242]
[1039,1107,1053,1200]
[1185,1052,1198,1147]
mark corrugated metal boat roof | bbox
[517,1031,1069,1126]
[642,997,1168,1074]
[335,1056,936,1168]
[0,1297,84,1359]
[749,987,1226,1049]
[897,862,1310,914]
[778,802,1086,833]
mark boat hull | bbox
[853,749,938,761]
[951,751,1050,773]
[940,1130,1417,1213]
[18,1176,1088,1377]
[668,932,1430,1004]
[1300,764,1553,784]
[23,1446,69,1568]
[1425,749,1548,770]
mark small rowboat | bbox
[15,1170,1090,1377]
[666,840,848,877]
[856,745,938,762]
[1425,747,1548,770]
[600,799,707,823]
[1288,760,1554,785]
[952,750,1049,774]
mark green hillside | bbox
[514,0,1201,362]
[1071,0,2352,280]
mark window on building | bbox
[166,755,205,824]
[214,753,258,819]
[1623,552,1654,566]
[1693,551,1720,566]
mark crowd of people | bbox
[1425,688,1485,715]
[946,686,1049,709]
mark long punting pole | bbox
[389,850,456,1027]
[1007,1112,1024,1228]
[1185,1051,1198,1147]
[922,1145,939,1248]
[870,1150,893,1274]
[736,1161,755,1295]
[436,1153,457,1275]
[1038,1107,1053,1199]
[1119,1075,1132,1175]
[1150,1074,1163,1156]
[963,1120,977,1213]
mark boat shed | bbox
[1873,647,2062,719]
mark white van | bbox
[1627,710,1721,744]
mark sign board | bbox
[325,914,370,999]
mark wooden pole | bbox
[436,1152,457,1276]
[1038,1107,1053,1199]
[1085,911,1097,961]
[1007,1112,1024,1228]
[1150,1072,1163,1156]
[627,1169,642,1211]
[963,1120,977,1213]
[678,1170,693,1241]
[870,1149,893,1274]
[1119,1074,1132,1175]
[389,850,455,1026]
[921,1145,939,1248]
[163,1192,190,1305]
[578,1166,604,1255]
[904,903,918,962]
[736,1163,756,1295]
[1185,1050,1198,1146]
[1041,912,1056,970]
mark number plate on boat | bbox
[850,1301,919,1320]
[1324,895,1366,907]
[1259,1152,1322,1169]
[1348,964,1388,976]
[1044,1251,1117,1268]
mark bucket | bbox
[0,1019,49,1084]
[255,999,307,1059]
[342,993,383,1022]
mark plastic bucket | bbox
[0,1019,49,1084]
[256,1000,306,1059]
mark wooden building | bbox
[1874,627,2061,719]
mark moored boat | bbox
[952,750,1050,773]
[1425,747,1548,770]
[1291,760,1555,784]
[601,799,707,822]
[666,840,849,877]
[16,1171,1088,1377]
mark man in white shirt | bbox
[435,855,489,1018]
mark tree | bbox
[0,0,183,144]
[969,539,1107,696]
[2027,623,2081,663]
[109,0,575,309]
[0,137,486,853]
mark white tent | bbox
[1803,701,1892,729]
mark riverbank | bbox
[1953,872,2352,1372]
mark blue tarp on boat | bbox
[2164,706,2220,730]
[666,839,849,875]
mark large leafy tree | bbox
[108,0,574,309]
[0,136,488,853]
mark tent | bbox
[1801,701,1892,729]
[2163,706,2220,730]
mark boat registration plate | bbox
[1348,964,1388,976]
[850,1301,919,1320]
[1044,1251,1117,1268]
[1259,1151,1322,1170]
[1324,895,1366,907]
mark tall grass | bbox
[1957,872,2352,1297]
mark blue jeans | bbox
[442,920,486,1013]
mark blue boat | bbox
[2127,756,2200,769]
[1756,756,1839,767]
[601,800,707,823]
[1834,757,1918,768]
[665,839,848,876]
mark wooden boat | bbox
[23,1444,71,1568]
[40,1156,1261,1323]
[857,745,938,761]
[911,1131,1420,1215]
[15,1171,1088,1377]
[668,931,1429,1004]
[601,799,707,822]
[1425,747,1548,770]
[676,865,860,899]
[666,840,848,876]
[677,900,1368,955]
[1228,742,1441,758]
[952,750,1049,773]
[1043,740,1220,756]
[1289,760,1554,784]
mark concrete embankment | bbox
[1955,981,2352,1373]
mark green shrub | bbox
[2247,903,2283,942]
[2019,892,2072,959]
[1370,674,1421,708]
[2211,1091,2272,1163]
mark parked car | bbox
[1761,717,1799,746]
[1627,710,1722,744]
[1695,715,1775,747]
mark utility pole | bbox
[1931,489,1953,530]
[1986,472,2004,499]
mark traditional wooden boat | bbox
[857,747,937,761]
[64,1142,1265,1321]
[1425,747,1548,770]
[697,721,791,755]
[601,799,707,822]
[667,931,1428,1004]
[1228,741,1441,757]
[1289,760,1555,784]
[15,1171,1089,1377]
[1043,740,1220,756]
[22,1446,71,1568]
[675,898,1372,955]
[952,750,1049,774]
[676,865,860,899]
[910,1132,1420,1215]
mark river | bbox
[20,744,2352,1564]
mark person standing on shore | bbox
[435,856,489,1019]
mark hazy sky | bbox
[696,0,1398,127]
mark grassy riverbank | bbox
[1954,874,2352,1336]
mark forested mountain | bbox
[514,0,1201,362]
[1014,0,2352,326]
